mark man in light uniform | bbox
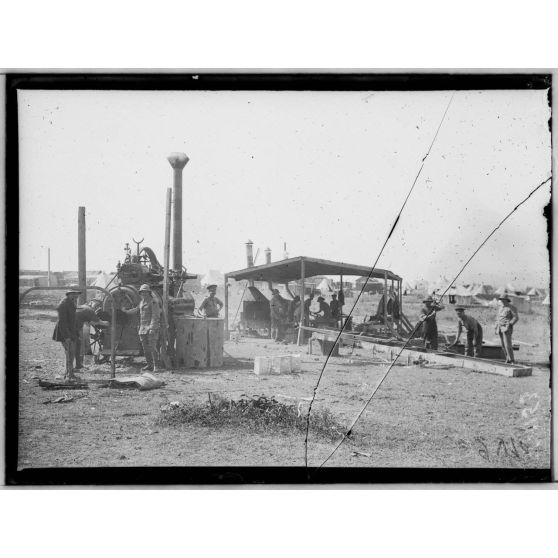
[449,307,483,357]
[199,284,223,318]
[495,295,519,364]
[122,284,162,371]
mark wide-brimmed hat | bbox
[454,307,465,312]
[498,296,511,302]
[207,284,217,291]
[422,296,434,303]
[139,284,152,293]
[317,296,325,302]
[271,288,280,295]
[65,288,81,296]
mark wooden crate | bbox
[174,317,224,368]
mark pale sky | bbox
[19,88,551,288]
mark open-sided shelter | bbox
[225,256,403,342]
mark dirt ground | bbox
[17,291,551,471]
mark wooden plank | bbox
[305,327,532,377]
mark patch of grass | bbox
[156,394,347,442]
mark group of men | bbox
[269,289,342,342]
[52,288,110,380]
[418,294,519,363]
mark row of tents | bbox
[413,279,549,312]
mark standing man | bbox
[52,288,82,380]
[288,295,301,324]
[418,296,444,351]
[330,293,340,321]
[74,304,110,370]
[449,307,483,357]
[312,296,332,325]
[269,288,287,342]
[495,295,519,363]
[199,284,223,318]
[122,284,162,372]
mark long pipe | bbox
[162,188,172,365]
[19,285,118,378]
[167,152,189,271]
[78,207,86,305]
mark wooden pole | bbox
[160,188,172,369]
[78,207,86,305]
[383,271,388,327]
[47,247,51,287]
[339,273,344,328]
[224,274,229,340]
[297,257,305,346]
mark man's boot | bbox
[142,352,153,371]
[151,351,161,372]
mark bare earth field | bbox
[17,291,551,472]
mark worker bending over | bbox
[449,307,483,357]
[74,303,110,369]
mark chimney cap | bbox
[167,152,189,169]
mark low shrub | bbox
[157,394,347,442]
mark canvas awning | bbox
[226,256,401,283]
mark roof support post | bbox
[297,257,305,346]
[383,271,388,327]
[224,274,229,340]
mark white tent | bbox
[201,269,225,287]
[469,283,495,299]
[317,277,335,293]
[542,294,550,305]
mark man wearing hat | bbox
[448,308,483,357]
[312,296,332,326]
[269,288,287,341]
[52,288,82,380]
[122,284,162,371]
[199,284,223,318]
[495,296,519,363]
[418,296,444,351]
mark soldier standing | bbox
[52,288,82,380]
[199,284,223,318]
[122,284,162,371]
[418,296,444,351]
[495,295,519,363]
[269,288,287,341]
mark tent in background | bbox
[542,294,550,305]
[201,269,225,287]
[317,277,335,294]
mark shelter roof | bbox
[226,256,401,283]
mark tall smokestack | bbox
[265,247,271,264]
[167,152,189,271]
[246,240,254,268]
